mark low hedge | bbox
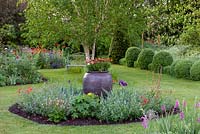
[190,60,200,81]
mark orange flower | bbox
[141,96,149,105]
[17,88,22,95]
[26,87,33,94]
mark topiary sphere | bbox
[125,47,141,67]
[137,48,154,70]
[152,51,173,72]
[163,66,171,75]
[190,60,200,81]
[170,60,180,77]
[174,60,193,79]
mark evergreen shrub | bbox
[190,60,200,81]
[152,51,173,72]
[174,60,193,79]
[125,47,141,67]
[137,48,154,70]
[119,58,126,66]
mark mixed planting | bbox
[16,83,175,123]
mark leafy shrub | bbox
[0,53,42,86]
[0,74,6,86]
[109,23,129,64]
[174,60,193,79]
[67,67,83,73]
[134,61,139,68]
[119,58,126,66]
[97,90,142,123]
[125,47,141,67]
[170,60,180,77]
[36,52,65,69]
[152,51,173,72]
[86,58,111,72]
[70,93,99,119]
[141,90,174,114]
[190,60,200,81]
[148,63,153,71]
[18,84,80,122]
[137,48,154,70]
[163,66,171,75]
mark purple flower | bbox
[119,80,128,87]
[174,100,180,109]
[197,118,200,123]
[180,111,184,120]
[182,100,187,108]
[161,105,166,112]
[195,102,200,108]
[141,115,148,129]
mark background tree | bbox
[20,0,146,60]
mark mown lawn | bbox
[0,65,199,134]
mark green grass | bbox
[0,65,200,134]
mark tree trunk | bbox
[91,38,96,60]
[83,45,90,61]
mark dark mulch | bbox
[8,103,140,126]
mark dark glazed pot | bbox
[83,72,112,96]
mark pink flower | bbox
[195,102,200,108]
[141,115,148,129]
[182,100,187,108]
[197,118,200,123]
[161,105,166,112]
[180,112,184,120]
[174,100,179,109]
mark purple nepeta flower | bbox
[161,105,166,112]
[174,100,180,109]
[180,112,184,120]
[141,115,148,129]
[197,118,200,123]
[119,80,128,87]
[182,100,187,108]
[195,102,200,108]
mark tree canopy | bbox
[20,0,145,59]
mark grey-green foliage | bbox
[137,48,154,70]
[96,90,142,123]
[18,84,80,122]
[152,51,173,73]
[125,47,141,67]
[190,60,200,81]
[174,60,193,79]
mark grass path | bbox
[0,65,199,134]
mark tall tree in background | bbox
[0,0,26,50]
[144,0,200,46]
[20,0,145,60]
